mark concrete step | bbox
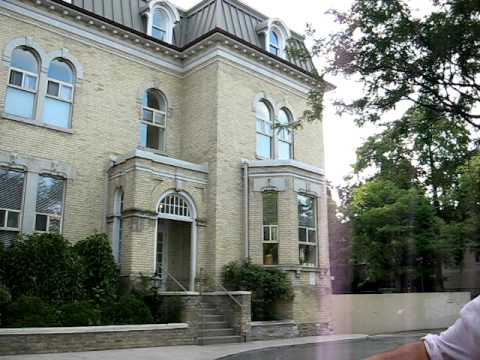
[203,321,230,329]
[201,328,235,337]
[202,314,224,322]
[198,335,243,345]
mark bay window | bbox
[263,191,279,265]
[298,194,317,267]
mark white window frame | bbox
[8,67,38,94]
[276,108,294,160]
[298,194,318,268]
[34,175,66,234]
[34,212,63,234]
[269,30,281,57]
[0,208,22,231]
[144,1,180,44]
[151,8,169,42]
[256,100,274,159]
[141,103,167,152]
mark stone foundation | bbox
[0,324,193,356]
[249,320,299,341]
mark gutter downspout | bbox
[242,160,249,260]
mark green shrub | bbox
[2,233,85,304]
[103,295,153,325]
[59,301,102,327]
[144,294,183,324]
[223,261,294,321]
[0,287,12,327]
[74,234,119,304]
[3,296,59,328]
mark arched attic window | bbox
[144,1,180,44]
[256,19,291,59]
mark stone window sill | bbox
[1,113,74,134]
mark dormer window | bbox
[256,19,291,59]
[144,1,180,44]
[269,31,280,56]
[152,8,169,41]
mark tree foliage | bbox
[350,179,440,291]
[316,0,480,128]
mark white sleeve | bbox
[423,296,480,360]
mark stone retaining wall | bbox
[249,320,299,341]
[0,324,193,356]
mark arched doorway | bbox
[156,190,197,291]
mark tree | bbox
[349,179,440,291]
[314,0,480,128]
[355,106,473,213]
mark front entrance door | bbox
[156,221,168,290]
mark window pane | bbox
[270,46,279,56]
[47,81,60,97]
[48,59,74,83]
[35,214,48,232]
[0,210,5,227]
[143,109,154,123]
[278,141,292,160]
[263,243,279,265]
[140,123,148,147]
[271,226,278,242]
[43,97,71,128]
[24,75,37,91]
[270,31,279,47]
[299,244,317,267]
[256,133,272,158]
[145,124,165,150]
[152,28,166,41]
[256,101,270,121]
[11,48,38,73]
[278,109,290,125]
[263,226,270,241]
[49,217,61,233]
[144,89,166,111]
[5,87,35,119]
[299,227,307,243]
[153,8,168,30]
[0,169,25,210]
[61,85,73,101]
[298,195,315,228]
[263,192,278,225]
[7,212,19,229]
[308,229,317,243]
[9,70,23,87]
[154,112,166,126]
[36,176,64,215]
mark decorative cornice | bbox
[8,0,321,88]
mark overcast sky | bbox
[175,0,379,186]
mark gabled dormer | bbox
[256,19,291,59]
[142,0,180,44]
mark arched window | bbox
[43,58,75,128]
[140,89,167,152]
[158,192,191,219]
[256,100,273,159]
[112,189,124,264]
[152,8,170,41]
[270,31,280,56]
[5,47,39,119]
[277,108,294,160]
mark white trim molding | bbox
[112,149,209,174]
[244,159,324,176]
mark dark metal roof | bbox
[67,0,315,73]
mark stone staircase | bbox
[198,301,243,345]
